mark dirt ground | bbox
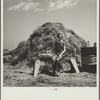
[3,63,96,87]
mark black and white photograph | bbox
[2,0,98,88]
[2,0,99,100]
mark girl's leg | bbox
[52,60,57,76]
[56,61,61,76]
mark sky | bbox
[3,0,97,50]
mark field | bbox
[3,63,96,87]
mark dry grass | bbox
[3,63,96,87]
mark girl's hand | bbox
[57,56,62,61]
[59,55,62,58]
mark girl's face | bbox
[59,35,63,40]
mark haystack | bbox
[4,22,87,71]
